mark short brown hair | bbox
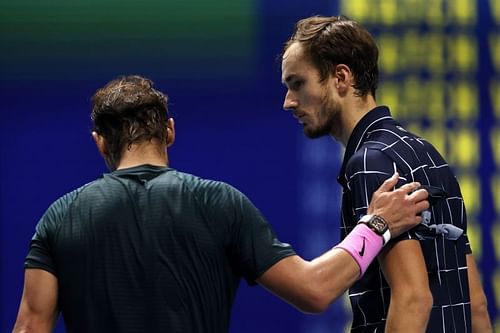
[283,15,379,97]
[91,75,169,169]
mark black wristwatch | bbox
[358,214,391,245]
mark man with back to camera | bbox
[12,75,429,333]
[281,15,493,332]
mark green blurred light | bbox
[0,0,256,79]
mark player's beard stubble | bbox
[303,90,343,140]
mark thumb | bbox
[377,172,399,192]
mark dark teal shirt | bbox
[26,165,295,333]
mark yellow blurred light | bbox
[467,219,481,260]
[448,129,479,168]
[493,222,500,262]
[426,0,445,25]
[491,174,500,215]
[401,31,421,70]
[448,81,479,120]
[447,35,478,73]
[489,0,500,24]
[457,174,480,215]
[420,125,447,156]
[491,127,500,167]
[379,34,399,74]
[341,0,371,22]
[489,79,500,118]
[494,269,500,315]
[378,81,401,116]
[380,0,397,25]
[448,0,477,25]
[425,33,446,74]
[488,33,500,72]
[426,80,446,120]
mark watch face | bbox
[371,216,388,234]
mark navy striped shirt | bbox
[338,106,472,333]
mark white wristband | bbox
[382,229,391,245]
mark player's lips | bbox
[293,112,305,124]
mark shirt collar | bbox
[112,164,169,175]
[110,164,171,182]
[338,105,393,185]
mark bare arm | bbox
[257,173,429,313]
[12,269,59,333]
[258,249,359,313]
[467,254,493,333]
[379,240,433,333]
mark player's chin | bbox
[303,125,324,139]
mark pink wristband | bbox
[334,223,383,278]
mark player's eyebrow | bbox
[282,73,299,86]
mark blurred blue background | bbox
[1,0,498,332]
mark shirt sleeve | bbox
[345,146,473,250]
[231,190,296,284]
[345,147,413,243]
[25,210,59,275]
[25,191,77,276]
[201,181,296,285]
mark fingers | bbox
[408,187,428,201]
[399,181,422,194]
[403,183,429,214]
[377,172,399,192]
[413,197,430,213]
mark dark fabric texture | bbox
[26,165,295,333]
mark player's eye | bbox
[290,80,304,90]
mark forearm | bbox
[380,240,432,333]
[471,308,493,333]
[259,248,359,313]
[467,255,493,332]
[259,224,383,313]
[385,296,431,333]
[13,269,59,333]
[302,223,383,310]
[12,312,57,333]
[305,247,360,309]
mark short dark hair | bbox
[283,15,379,97]
[91,75,169,169]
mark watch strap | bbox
[358,214,391,246]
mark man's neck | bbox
[337,94,377,146]
[116,141,168,170]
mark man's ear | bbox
[334,64,352,95]
[166,118,176,148]
[91,131,108,158]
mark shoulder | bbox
[166,169,248,206]
[367,120,434,154]
[365,119,426,153]
[346,144,395,176]
[169,170,240,194]
[38,181,97,232]
[354,122,439,174]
